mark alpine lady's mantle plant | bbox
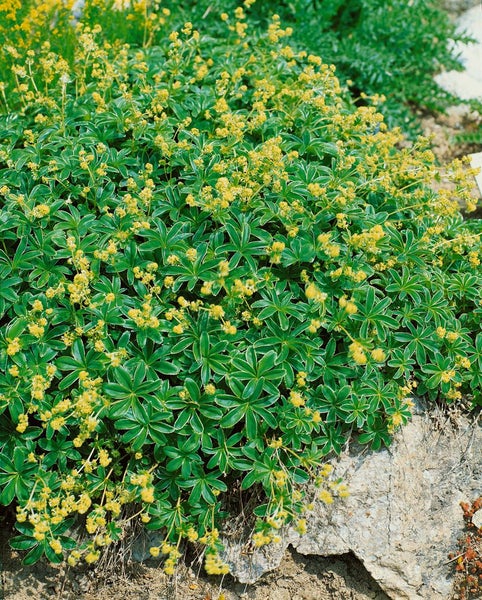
[0,0,481,573]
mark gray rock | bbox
[71,0,85,22]
[470,152,482,196]
[435,6,482,100]
[222,403,482,600]
[472,509,482,530]
[441,0,480,15]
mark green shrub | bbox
[0,2,481,572]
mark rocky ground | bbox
[0,539,390,600]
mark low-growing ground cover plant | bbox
[0,0,481,574]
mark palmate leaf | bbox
[315,383,351,424]
[181,467,228,506]
[387,347,416,380]
[191,333,229,382]
[384,267,423,302]
[230,348,284,384]
[56,339,104,390]
[252,282,306,329]
[0,447,37,505]
[393,323,438,364]
[358,415,393,451]
[114,401,173,450]
[315,422,347,455]
[351,286,398,341]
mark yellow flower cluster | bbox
[204,552,230,575]
[268,240,285,264]
[349,224,385,254]
[317,232,341,258]
[6,337,21,356]
[305,282,327,303]
[128,296,160,328]
[349,341,367,365]
[330,265,367,283]
[339,295,358,315]
[289,390,305,407]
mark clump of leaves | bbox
[449,498,482,600]
[0,2,481,574]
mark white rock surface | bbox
[436,6,482,99]
[442,0,481,14]
[222,404,482,599]
[470,152,482,195]
[472,508,482,529]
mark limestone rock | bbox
[222,404,482,600]
[441,0,480,15]
[472,509,482,530]
[470,152,482,197]
[435,6,482,100]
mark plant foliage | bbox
[0,0,481,573]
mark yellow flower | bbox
[319,464,333,477]
[271,241,285,253]
[49,539,62,554]
[312,411,322,424]
[345,300,358,315]
[272,469,288,487]
[353,351,367,365]
[6,337,21,356]
[222,321,237,335]
[28,323,45,338]
[209,305,225,319]
[50,417,65,431]
[295,518,307,535]
[9,365,20,377]
[318,489,333,504]
[441,369,456,383]
[99,449,111,467]
[305,282,327,303]
[32,299,43,312]
[204,383,216,395]
[16,414,28,434]
[308,318,321,333]
[218,260,230,277]
[289,390,305,407]
[252,531,271,547]
[204,552,230,575]
[185,248,197,262]
[77,494,92,515]
[85,551,100,564]
[141,487,155,503]
[31,204,50,218]
[371,348,386,363]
